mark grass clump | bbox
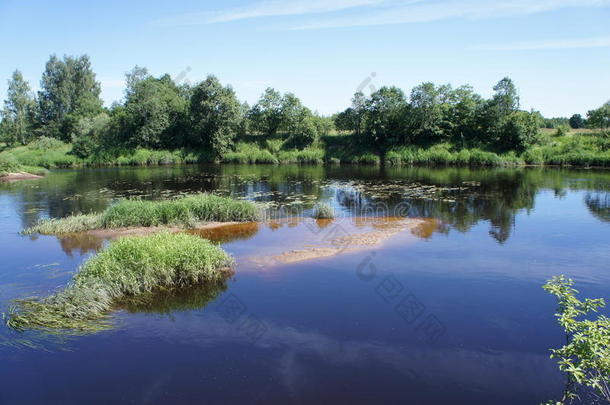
[24,194,261,235]
[6,232,233,333]
[313,203,335,219]
[0,153,21,176]
[24,213,103,235]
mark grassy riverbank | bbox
[7,232,233,332]
[2,129,609,170]
[24,194,261,235]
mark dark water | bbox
[1,165,609,405]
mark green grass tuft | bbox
[313,203,335,219]
[23,194,261,235]
[6,232,233,333]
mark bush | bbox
[0,153,20,175]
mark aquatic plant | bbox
[6,232,233,333]
[543,276,610,404]
[24,213,104,234]
[23,193,261,235]
[313,203,335,219]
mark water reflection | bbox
[585,191,610,222]
[3,165,610,246]
[118,280,228,315]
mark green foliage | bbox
[364,86,409,158]
[36,54,103,141]
[313,203,334,219]
[0,153,21,175]
[0,70,36,146]
[587,101,610,130]
[23,214,103,235]
[556,124,570,137]
[118,73,187,149]
[24,194,261,235]
[6,232,233,333]
[189,75,241,156]
[248,87,285,136]
[71,113,110,158]
[569,114,586,129]
[543,276,610,404]
[3,137,75,168]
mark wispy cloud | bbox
[289,0,610,30]
[475,36,610,51]
[153,0,388,26]
[153,0,610,29]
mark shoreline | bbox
[0,171,44,182]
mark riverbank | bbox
[0,153,48,181]
[1,129,609,170]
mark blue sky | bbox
[1,0,609,117]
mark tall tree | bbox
[248,88,284,136]
[491,77,519,115]
[409,82,451,145]
[189,75,241,156]
[0,70,36,145]
[124,65,150,99]
[37,54,103,140]
[351,91,367,136]
[587,101,610,130]
[569,114,585,129]
[119,74,187,148]
[364,86,408,163]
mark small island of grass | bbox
[23,193,261,235]
[6,232,233,333]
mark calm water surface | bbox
[1,165,609,404]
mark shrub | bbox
[543,276,610,404]
[0,153,20,175]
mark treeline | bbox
[0,54,609,164]
[0,55,333,159]
[334,80,609,158]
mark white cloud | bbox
[154,0,610,29]
[289,0,610,29]
[153,0,388,26]
[474,36,610,51]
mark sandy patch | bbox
[0,172,43,182]
[255,217,424,265]
[84,221,242,239]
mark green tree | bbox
[409,82,452,145]
[569,114,586,129]
[495,110,540,152]
[351,91,367,136]
[333,108,356,132]
[0,70,36,145]
[445,85,483,146]
[37,54,103,141]
[120,74,187,148]
[71,113,111,158]
[587,101,610,130]
[492,76,519,115]
[248,88,285,136]
[189,75,241,156]
[364,86,408,163]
